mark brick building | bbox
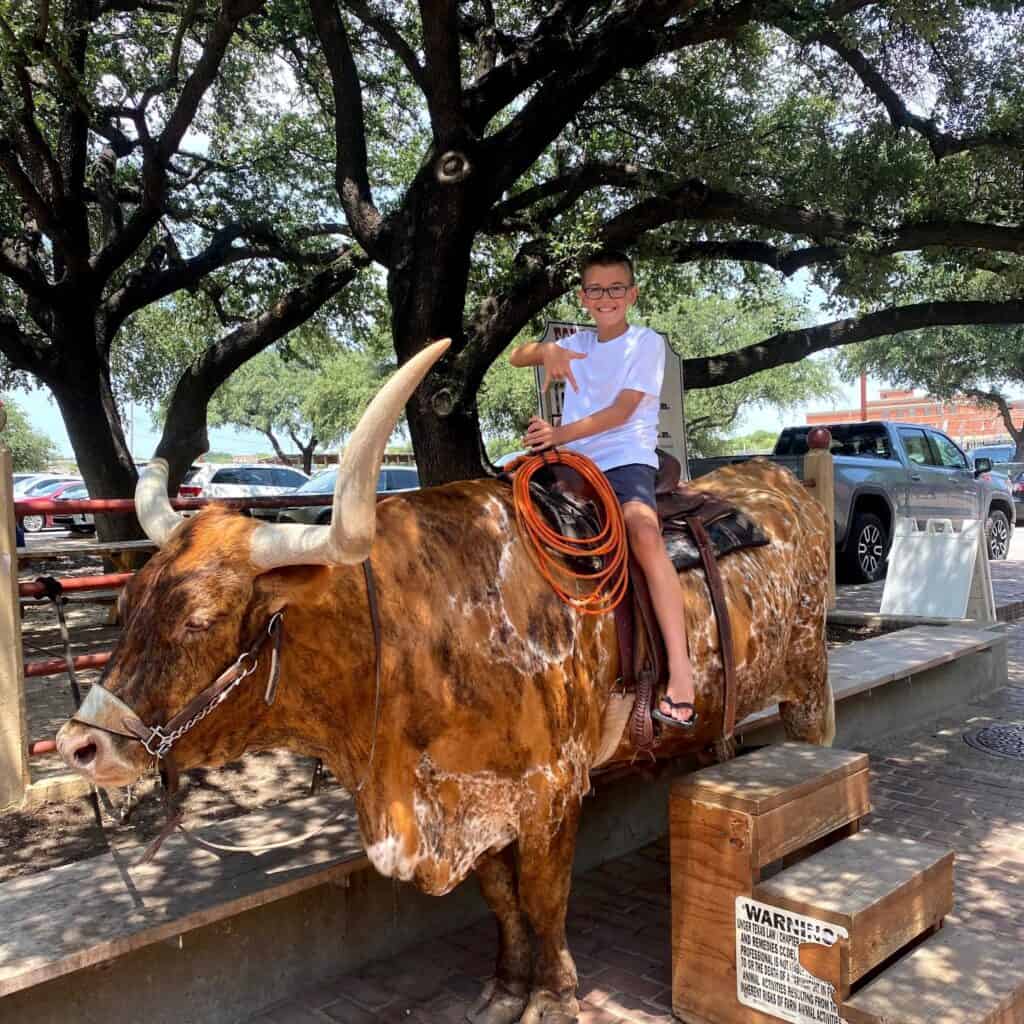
[806,389,1024,449]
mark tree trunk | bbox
[261,428,290,465]
[49,368,142,546]
[387,157,488,486]
[300,437,318,475]
[153,369,217,492]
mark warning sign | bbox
[735,897,848,1024]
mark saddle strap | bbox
[625,556,661,753]
[685,515,738,740]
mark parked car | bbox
[14,473,78,498]
[12,473,40,491]
[968,443,1018,467]
[17,477,83,532]
[51,482,95,534]
[1009,469,1024,522]
[274,465,420,525]
[691,421,1016,583]
[493,450,527,468]
[177,463,309,499]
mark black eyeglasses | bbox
[582,284,632,299]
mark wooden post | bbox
[804,428,836,608]
[0,425,30,811]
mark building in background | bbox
[807,389,1024,449]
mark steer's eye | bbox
[185,615,212,631]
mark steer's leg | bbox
[517,800,582,1024]
[779,609,835,747]
[468,845,531,1024]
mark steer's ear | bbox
[245,566,316,630]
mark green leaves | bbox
[0,393,56,470]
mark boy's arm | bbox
[525,389,644,450]
[508,341,555,367]
[510,341,587,392]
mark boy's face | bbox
[578,262,637,333]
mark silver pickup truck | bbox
[690,420,1016,584]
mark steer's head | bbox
[56,340,449,787]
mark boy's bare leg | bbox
[622,502,696,724]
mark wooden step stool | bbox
[671,742,873,1024]
[670,742,1024,1024]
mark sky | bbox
[8,389,272,460]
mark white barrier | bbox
[880,518,996,622]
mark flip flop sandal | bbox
[652,697,699,730]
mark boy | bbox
[509,250,697,728]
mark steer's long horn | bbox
[249,338,451,570]
[136,459,187,545]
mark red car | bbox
[18,478,84,533]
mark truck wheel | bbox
[844,512,888,583]
[986,509,1011,560]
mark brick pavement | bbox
[249,624,1024,1024]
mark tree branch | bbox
[91,0,266,283]
[308,0,386,256]
[685,300,1024,389]
[260,427,290,464]
[654,238,839,276]
[0,234,53,300]
[792,24,1024,159]
[418,0,463,147]
[342,0,426,92]
[153,250,370,477]
[964,389,1024,447]
[481,1,756,198]
[0,26,65,203]
[103,224,351,340]
[0,312,55,379]
[463,0,604,131]
[484,161,677,231]
[98,0,179,12]
[0,137,77,260]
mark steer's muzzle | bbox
[56,720,148,787]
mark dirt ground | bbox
[3,548,898,886]
[5,549,340,885]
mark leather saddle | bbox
[519,450,768,752]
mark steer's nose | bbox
[56,722,142,787]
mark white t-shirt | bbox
[557,325,665,471]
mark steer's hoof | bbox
[519,989,580,1024]
[467,977,529,1024]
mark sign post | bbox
[0,405,30,811]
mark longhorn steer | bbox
[57,341,834,1024]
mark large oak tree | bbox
[2,0,1023,526]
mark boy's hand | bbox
[541,345,587,393]
[525,416,561,452]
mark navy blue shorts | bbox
[604,464,657,511]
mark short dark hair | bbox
[580,249,635,284]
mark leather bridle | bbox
[68,560,385,863]
[71,610,285,800]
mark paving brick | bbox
[321,996,382,1024]
[326,973,396,1012]
[595,967,666,1001]
[250,1004,328,1024]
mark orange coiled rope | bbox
[508,449,629,615]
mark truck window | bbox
[928,431,968,470]
[776,424,891,458]
[898,428,934,466]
